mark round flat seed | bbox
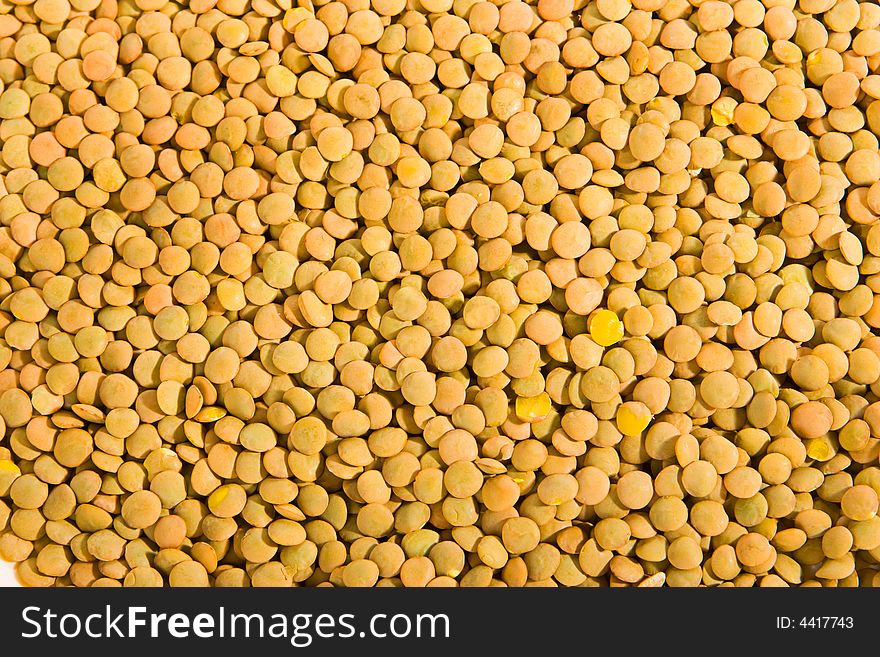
[590,310,625,347]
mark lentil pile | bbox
[1,0,880,589]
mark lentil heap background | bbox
[1,0,880,587]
